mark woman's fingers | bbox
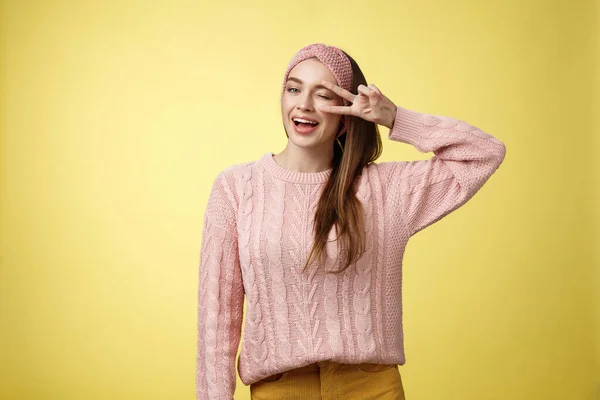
[319,81,383,117]
[318,105,354,115]
[358,84,380,105]
[357,84,371,96]
[321,80,355,102]
[369,91,380,105]
[368,84,382,95]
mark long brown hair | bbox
[301,50,383,274]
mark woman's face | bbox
[281,58,344,149]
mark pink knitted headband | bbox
[281,43,353,137]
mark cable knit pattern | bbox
[196,105,506,399]
[238,168,268,369]
[324,224,344,354]
[289,184,323,357]
[196,174,244,400]
[341,256,357,363]
[251,168,278,376]
[265,175,292,364]
[369,167,387,356]
[354,175,377,356]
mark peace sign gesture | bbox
[318,80,398,129]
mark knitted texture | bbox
[196,105,507,400]
[281,43,353,137]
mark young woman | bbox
[196,43,506,400]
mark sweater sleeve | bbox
[196,170,245,400]
[383,105,506,237]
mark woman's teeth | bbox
[292,117,319,134]
[293,118,318,126]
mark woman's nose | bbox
[296,93,314,110]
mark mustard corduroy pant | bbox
[250,361,405,400]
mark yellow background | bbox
[1,0,599,399]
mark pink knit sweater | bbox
[196,105,506,399]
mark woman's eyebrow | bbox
[287,77,332,91]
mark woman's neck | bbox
[272,145,333,173]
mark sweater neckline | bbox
[258,152,332,184]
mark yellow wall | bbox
[1,0,598,399]
[594,0,600,383]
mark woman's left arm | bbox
[383,105,506,236]
[319,80,507,237]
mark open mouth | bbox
[293,117,319,128]
[292,117,319,134]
